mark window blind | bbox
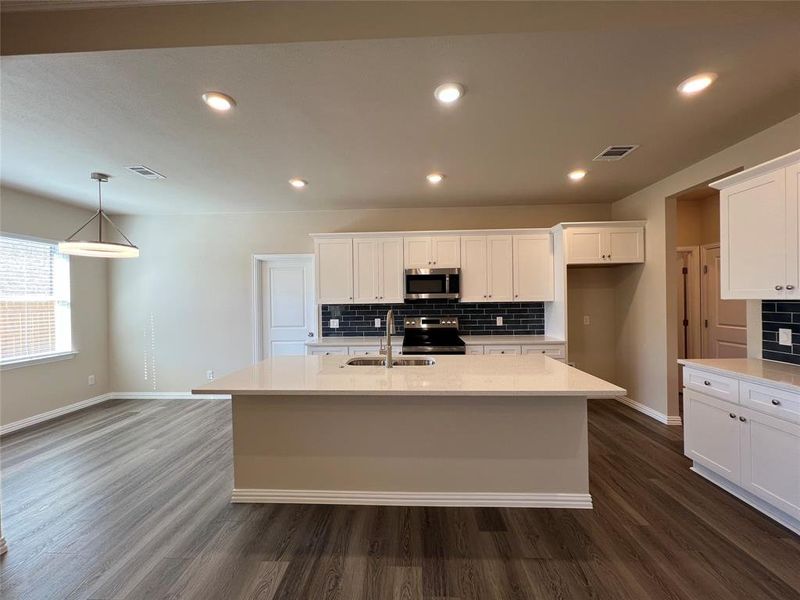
[0,235,71,362]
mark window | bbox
[0,235,72,364]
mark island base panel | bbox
[231,394,590,507]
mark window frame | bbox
[0,231,76,369]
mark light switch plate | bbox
[330,319,339,329]
[496,316,503,326]
[374,318,381,328]
[779,328,792,346]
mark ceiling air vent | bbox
[126,165,165,180]
[593,145,639,161]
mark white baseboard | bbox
[231,488,593,508]
[0,392,114,436]
[0,391,231,436]
[691,464,800,536]
[615,396,682,426]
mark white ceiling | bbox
[1,22,799,215]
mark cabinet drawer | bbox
[521,344,565,358]
[484,345,521,355]
[308,346,348,356]
[740,382,800,424]
[683,368,739,404]
[465,345,485,355]
[348,347,380,356]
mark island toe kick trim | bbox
[615,396,682,425]
[231,489,594,508]
[691,465,800,536]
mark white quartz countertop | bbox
[193,354,624,397]
[678,358,800,393]
[306,335,565,347]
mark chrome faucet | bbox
[380,309,396,368]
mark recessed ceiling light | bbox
[202,91,236,112]
[568,169,587,181]
[677,73,717,96]
[426,173,445,184]
[289,178,308,189]
[434,83,465,104]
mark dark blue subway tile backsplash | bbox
[762,301,800,366]
[321,300,545,337]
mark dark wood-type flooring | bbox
[1,398,799,599]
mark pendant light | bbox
[59,173,139,258]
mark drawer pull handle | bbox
[771,399,781,406]
[729,413,736,419]
[739,416,747,422]
[703,380,711,386]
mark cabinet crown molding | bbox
[710,148,800,190]
[310,228,551,239]
[552,220,646,231]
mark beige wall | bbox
[611,112,800,419]
[566,267,617,382]
[109,203,611,392]
[0,187,110,426]
[676,193,720,247]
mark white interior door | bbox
[702,245,747,358]
[262,256,315,358]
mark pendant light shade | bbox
[59,173,139,258]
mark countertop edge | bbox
[677,359,800,394]
[192,389,623,397]
[306,336,566,347]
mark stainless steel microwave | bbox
[404,268,460,300]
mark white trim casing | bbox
[691,464,800,536]
[0,350,78,370]
[616,396,683,426]
[0,391,113,436]
[231,489,593,508]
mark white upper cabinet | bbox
[353,237,403,304]
[404,236,460,268]
[563,223,644,265]
[315,238,354,304]
[513,233,554,301]
[712,150,800,300]
[460,235,513,302]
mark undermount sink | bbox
[344,356,436,367]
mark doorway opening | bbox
[673,186,747,415]
[252,254,316,362]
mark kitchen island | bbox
[193,354,624,508]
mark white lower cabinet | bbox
[683,368,800,530]
[465,345,485,355]
[307,346,348,356]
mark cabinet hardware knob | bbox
[739,416,747,422]
[788,285,795,290]
[541,350,546,353]
[775,285,784,290]
[500,351,505,354]
[729,413,736,418]
[703,380,711,386]
[771,399,781,406]
[489,294,492,298]
[608,255,612,259]
[515,294,519,298]
[601,254,606,259]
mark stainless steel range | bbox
[402,316,466,355]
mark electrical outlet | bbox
[330,318,340,329]
[779,328,792,346]
[206,370,215,380]
[88,374,96,386]
[583,315,591,325]
[496,316,503,326]
[374,318,381,328]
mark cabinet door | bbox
[432,236,461,267]
[307,346,348,356]
[353,239,380,303]
[786,162,800,297]
[460,236,488,302]
[739,407,800,519]
[404,237,432,269]
[379,238,404,303]
[315,238,353,304]
[684,389,741,482]
[605,228,644,263]
[565,228,605,264]
[487,235,513,301]
[721,168,788,299]
[513,234,554,301]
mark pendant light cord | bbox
[98,177,103,242]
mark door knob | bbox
[775,285,784,290]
